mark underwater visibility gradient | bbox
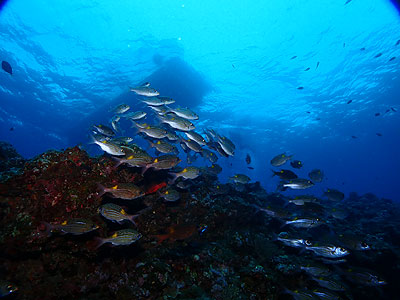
[0,0,400,299]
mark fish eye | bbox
[304,240,312,246]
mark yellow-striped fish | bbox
[98,203,138,225]
[94,229,142,249]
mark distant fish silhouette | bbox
[1,61,12,75]
[248,167,254,170]
[9,127,14,131]
[306,111,311,114]
[396,40,400,46]
[315,117,321,121]
[385,109,390,113]
[232,64,235,68]
[375,113,380,117]
[374,53,382,58]
[316,61,320,69]
[351,136,357,139]
[391,107,397,112]
[389,57,396,61]
[245,153,251,165]
[290,56,297,60]
[297,86,304,90]
[360,47,366,51]
[345,0,352,4]
[347,100,352,104]
[343,43,346,48]
[304,67,310,71]
[376,133,382,137]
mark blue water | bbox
[0,0,400,200]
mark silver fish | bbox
[185,131,206,145]
[130,84,159,97]
[306,245,349,258]
[181,138,203,152]
[282,178,314,190]
[92,135,125,156]
[159,115,195,131]
[95,229,142,248]
[93,124,115,137]
[159,188,180,202]
[98,203,138,225]
[284,217,322,228]
[113,104,130,114]
[270,153,292,166]
[122,111,147,120]
[167,106,199,120]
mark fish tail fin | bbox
[168,173,179,184]
[271,170,277,177]
[38,221,53,237]
[88,134,97,145]
[146,139,154,149]
[128,214,139,226]
[141,163,153,176]
[112,157,123,168]
[88,237,106,251]
[96,183,107,197]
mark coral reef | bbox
[0,145,399,299]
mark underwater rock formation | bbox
[0,146,399,299]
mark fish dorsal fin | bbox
[165,191,169,195]
[146,126,150,129]
[120,209,126,215]
[112,185,118,190]
[154,158,158,163]
[111,232,118,238]
[128,155,134,160]
[61,220,68,225]
[142,82,150,87]
[157,141,161,144]
[182,168,187,173]
[101,140,108,144]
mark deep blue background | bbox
[0,0,399,200]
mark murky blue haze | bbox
[0,0,400,200]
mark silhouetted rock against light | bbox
[0,141,25,182]
[67,57,212,146]
[0,141,25,172]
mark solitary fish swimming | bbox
[1,60,12,75]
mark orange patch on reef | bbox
[146,182,167,195]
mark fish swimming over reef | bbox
[93,229,142,249]
[98,203,139,225]
[98,183,145,200]
[40,219,99,236]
